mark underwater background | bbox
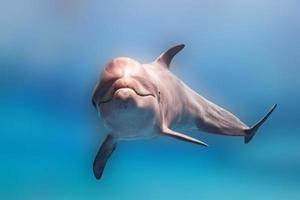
[1,0,299,199]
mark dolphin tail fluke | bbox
[244,104,277,144]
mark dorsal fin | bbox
[155,44,185,68]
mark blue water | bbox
[1,0,299,199]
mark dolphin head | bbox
[92,57,160,136]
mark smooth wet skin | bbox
[99,86,157,138]
[91,44,277,180]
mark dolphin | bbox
[91,44,277,180]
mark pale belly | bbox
[99,98,159,140]
[112,123,157,140]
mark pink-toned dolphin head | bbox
[92,57,160,136]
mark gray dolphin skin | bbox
[91,44,277,180]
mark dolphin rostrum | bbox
[91,44,277,179]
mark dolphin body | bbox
[92,44,276,180]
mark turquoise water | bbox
[1,0,299,199]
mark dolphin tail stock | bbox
[244,104,277,144]
[161,127,208,147]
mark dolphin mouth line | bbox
[98,87,155,104]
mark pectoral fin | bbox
[93,134,117,180]
[161,127,208,147]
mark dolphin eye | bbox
[158,91,161,102]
